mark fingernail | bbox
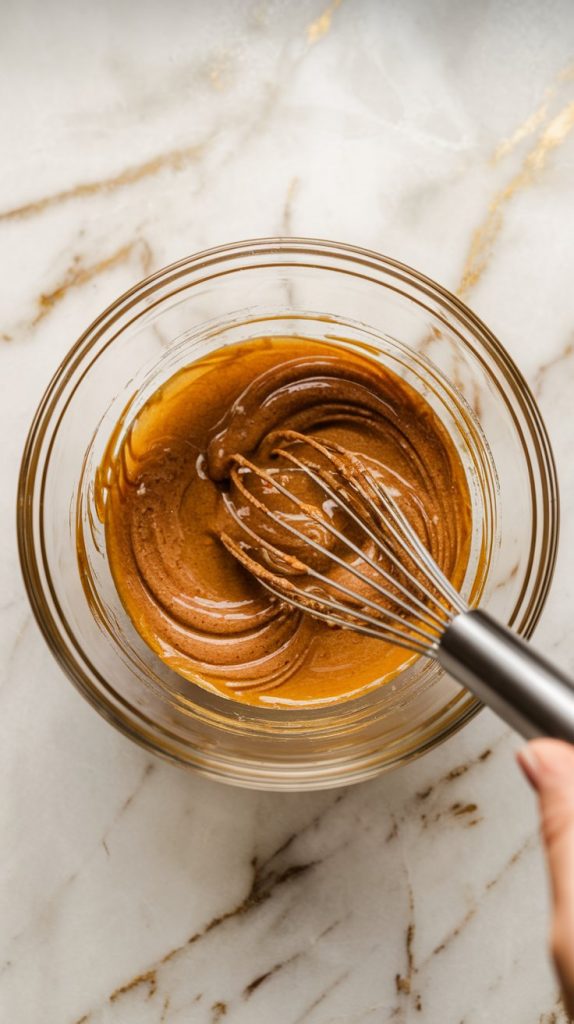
[516,745,542,791]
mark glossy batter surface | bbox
[97,338,471,707]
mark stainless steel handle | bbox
[438,609,574,741]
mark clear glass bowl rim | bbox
[17,236,560,781]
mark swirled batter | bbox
[97,337,471,707]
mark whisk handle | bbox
[438,610,574,742]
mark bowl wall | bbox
[18,239,559,789]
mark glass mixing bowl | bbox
[18,239,559,789]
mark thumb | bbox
[518,738,574,1011]
[518,739,574,911]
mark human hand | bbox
[517,739,574,1019]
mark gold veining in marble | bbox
[208,50,234,92]
[533,337,574,397]
[493,64,574,163]
[458,98,574,297]
[31,240,152,327]
[307,0,342,44]
[2,6,572,1020]
[0,142,205,223]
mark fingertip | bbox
[517,744,541,790]
[517,740,574,794]
[527,739,574,786]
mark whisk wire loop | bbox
[222,486,442,647]
[283,432,465,619]
[222,433,466,656]
[273,446,449,631]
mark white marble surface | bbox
[2,1,574,1021]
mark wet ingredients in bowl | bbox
[95,337,472,708]
[19,240,554,785]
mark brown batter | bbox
[96,337,471,707]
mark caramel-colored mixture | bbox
[97,338,471,707]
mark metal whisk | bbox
[221,430,574,742]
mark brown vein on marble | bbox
[0,595,26,614]
[427,832,537,962]
[451,802,479,817]
[0,761,156,991]
[415,745,493,803]
[256,791,346,871]
[458,98,574,298]
[280,176,301,235]
[420,800,483,831]
[307,0,342,45]
[33,239,152,327]
[533,336,574,397]
[243,951,302,998]
[93,853,321,1015]
[292,968,351,1023]
[211,1001,227,1021]
[539,993,568,1023]
[317,917,345,940]
[2,613,32,684]
[183,861,313,953]
[110,968,157,1003]
[395,883,416,997]
[111,763,155,825]
[386,815,400,842]
[539,1011,560,1023]
[493,560,520,593]
[160,995,171,1022]
[2,238,153,343]
[493,64,574,163]
[78,802,347,1019]
[0,142,204,223]
[389,863,424,1019]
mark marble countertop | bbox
[2,1,574,1021]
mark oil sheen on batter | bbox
[97,337,472,707]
